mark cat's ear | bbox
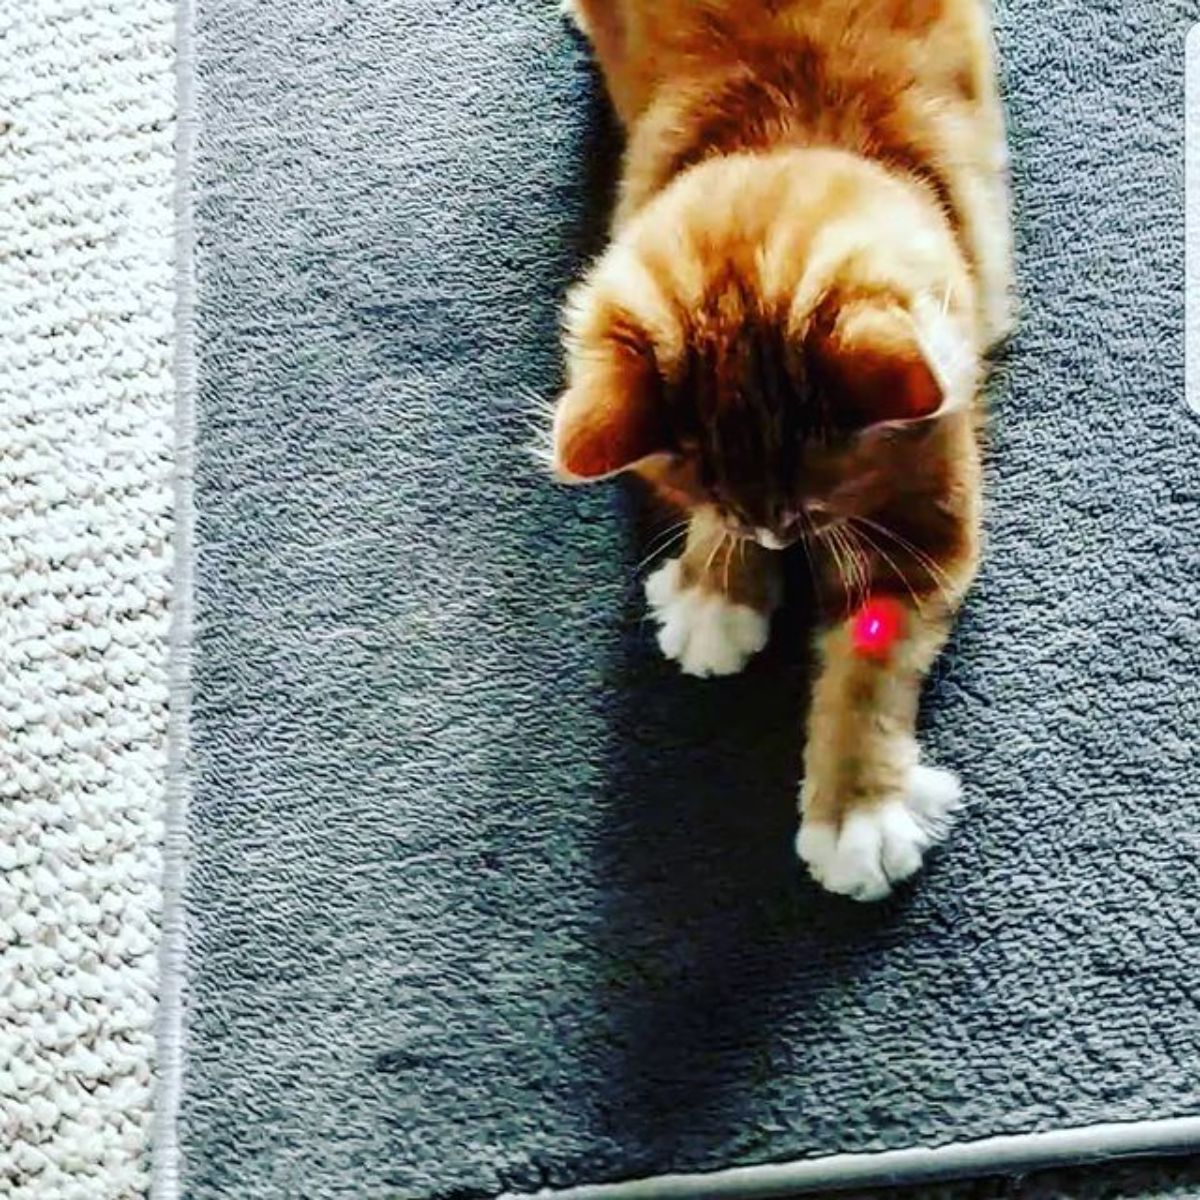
[808,298,972,428]
[551,317,669,482]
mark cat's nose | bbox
[754,526,800,550]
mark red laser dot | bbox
[851,598,904,658]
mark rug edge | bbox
[150,0,198,1192]
[515,1117,1200,1200]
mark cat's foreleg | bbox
[796,599,966,901]
[644,508,781,678]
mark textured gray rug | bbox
[175,0,1200,1196]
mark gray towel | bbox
[180,0,1200,1195]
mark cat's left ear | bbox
[551,315,669,482]
[808,296,977,429]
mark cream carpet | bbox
[0,2,176,1195]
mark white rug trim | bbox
[151,0,196,1190]
[521,1117,1200,1200]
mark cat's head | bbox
[550,150,980,548]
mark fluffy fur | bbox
[550,0,1013,900]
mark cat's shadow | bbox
[579,505,922,1171]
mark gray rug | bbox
[177,0,1200,1196]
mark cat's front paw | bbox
[796,765,962,901]
[644,558,771,678]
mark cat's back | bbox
[614,0,1000,223]
[634,0,991,95]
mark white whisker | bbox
[821,524,853,615]
[632,519,691,578]
[703,529,726,578]
[846,520,926,615]
[849,515,959,612]
[519,384,559,474]
[722,532,736,595]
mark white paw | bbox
[644,558,771,678]
[796,764,962,902]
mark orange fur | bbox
[552,0,1014,899]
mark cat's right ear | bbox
[551,313,669,483]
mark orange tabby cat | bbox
[550,0,1014,900]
